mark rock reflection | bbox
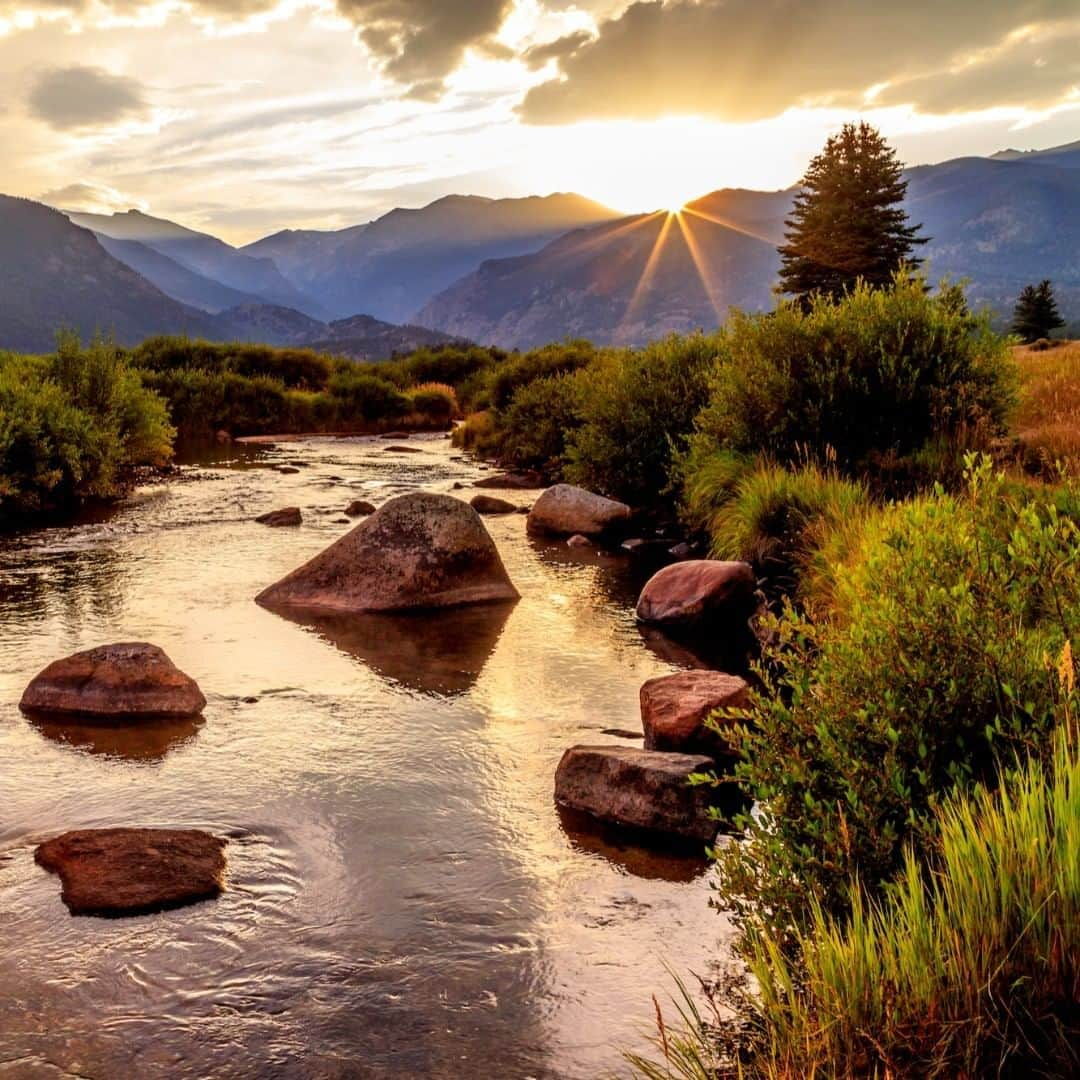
[266,602,517,697]
[25,712,204,763]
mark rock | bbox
[554,746,717,841]
[256,491,519,614]
[379,431,409,439]
[527,484,632,538]
[334,517,352,524]
[275,465,301,474]
[35,828,226,917]
[668,542,696,560]
[621,538,672,557]
[214,429,232,444]
[19,643,206,720]
[452,481,465,490]
[344,499,376,517]
[255,507,302,527]
[516,505,531,515]
[567,534,592,548]
[473,471,545,490]
[383,444,424,453]
[636,560,756,631]
[640,670,749,757]
[470,494,516,515]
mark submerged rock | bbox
[470,494,516,515]
[473,471,545,490]
[640,670,749,758]
[527,484,631,538]
[275,465,301,475]
[554,745,717,841]
[19,643,206,720]
[383,444,424,454]
[256,491,519,614]
[344,499,376,517]
[567,534,592,548]
[636,560,756,631]
[256,507,302,527]
[35,828,226,917]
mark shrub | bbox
[692,276,1016,492]
[488,340,596,411]
[407,382,458,426]
[712,458,1080,936]
[563,334,715,506]
[326,369,411,424]
[497,371,585,472]
[451,410,498,454]
[395,345,502,391]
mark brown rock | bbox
[636,560,756,631]
[470,494,516,515]
[554,745,717,841]
[275,465,301,474]
[640,670,749,757]
[256,507,302,527]
[383,444,424,453]
[35,828,226,917]
[19,643,206,720]
[527,484,631,538]
[473,471,545,490]
[344,499,376,517]
[256,491,519,614]
[567,534,592,548]
[214,429,232,444]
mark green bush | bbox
[712,458,1080,936]
[692,276,1016,491]
[1,336,173,517]
[406,382,458,426]
[326,369,411,424]
[497,371,585,472]
[392,345,502,393]
[488,340,596,411]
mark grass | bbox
[1014,340,1080,470]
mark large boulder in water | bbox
[554,745,717,841]
[636,560,756,632]
[526,484,631,538]
[640,670,749,758]
[255,491,519,614]
[35,828,226,917]
[19,643,206,720]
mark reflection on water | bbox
[25,712,204,763]
[0,435,736,1079]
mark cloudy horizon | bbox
[2,0,1079,244]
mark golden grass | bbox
[1013,340,1080,468]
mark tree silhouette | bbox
[779,122,926,305]
[1011,280,1065,343]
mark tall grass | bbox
[1014,340,1080,471]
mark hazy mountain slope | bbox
[417,207,780,349]
[0,196,220,352]
[243,193,622,323]
[66,209,325,318]
[94,235,264,313]
[991,140,1080,169]
[302,314,462,360]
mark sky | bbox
[1,0,1079,245]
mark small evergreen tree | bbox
[779,122,926,305]
[1012,280,1066,343]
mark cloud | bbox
[27,64,148,130]
[519,1,1080,125]
[335,0,514,92]
[39,180,143,213]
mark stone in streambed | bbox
[35,828,226,917]
[473,471,545,490]
[554,745,717,841]
[636,560,756,632]
[256,507,302,527]
[19,643,206,720]
[640,670,749,758]
[527,484,631,538]
[256,491,519,614]
[344,499,376,517]
[470,494,516,515]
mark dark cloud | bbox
[523,30,593,70]
[39,181,132,212]
[336,0,514,94]
[520,1,1080,124]
[27,65,148,130]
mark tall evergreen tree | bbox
[1011,280,1066,343]
[779,122,926,305]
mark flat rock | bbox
[256,491,519,614]
[275,465,301,474]
[636,560,756,631]
[473,471,545,490]
[256,507,302,527]
[344,499,376,517]
[36,828,226,917]
[383,444,424,453]
[470,494,516,515]
[20,643,206,720]
[554,745,717,841]
[527,484,631,538]
[640,670,749,757]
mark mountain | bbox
[244,193,621,323]
[416,198,781,349]
[303,314,462,359]
[991,140,1080,169]
[0,195,220,352]
[65,209,325,318]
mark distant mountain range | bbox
[1,139,1077,357]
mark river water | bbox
[0,435,734,1079]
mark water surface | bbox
[0,436,734,1078]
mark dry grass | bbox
[1014,340,1080,469]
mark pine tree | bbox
[1011,280,1066,343]
[779,122,926,305]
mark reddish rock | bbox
[383,444,424,453]
[19,643,206,720]
[214,429,232,444]
[36,828,226,917]
[636,560,756,631]
[640,670,749,757]
[473,471,546,490]
[567,534,592,548]
[470,494,516,515]
[527,484,631,538]
[344,499,377,517]
[256,507,302,527]
[554,745,717,841]
[256,491,519,614]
